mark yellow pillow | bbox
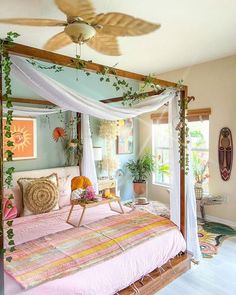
[71,176,92,192]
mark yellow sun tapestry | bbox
[3,117,37,160]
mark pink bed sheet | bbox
[4,204,186,295]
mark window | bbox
[152,109,210,192]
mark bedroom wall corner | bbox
[138,54,236,223]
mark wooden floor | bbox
[156,237,236,295]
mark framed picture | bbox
[117,118,134,154]
[3,117,37,160]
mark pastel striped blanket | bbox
[5,210,177,289]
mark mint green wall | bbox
[4,112,69,172]
[4,59,139,200]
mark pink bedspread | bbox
[4,204,186,295]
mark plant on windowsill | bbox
[126,151,155,204]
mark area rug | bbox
[198,220,236,258]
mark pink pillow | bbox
[58,175,72,208]
[4,188,22,216]
[3,198,17,220]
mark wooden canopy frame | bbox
[0,42,190,295]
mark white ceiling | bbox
[1,0,236,75]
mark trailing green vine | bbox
[177,85,189,174]
[26,58,64,73]
[0,31,20,262]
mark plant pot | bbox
[194,182,203,200]
[133,181,147,195]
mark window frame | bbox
[151,108,211,187]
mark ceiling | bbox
[1,0,236,75]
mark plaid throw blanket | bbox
[5,211,176,289]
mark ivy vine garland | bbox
[0,31,20,262]
[27,52,163,106]
[177,85,189,174]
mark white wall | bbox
[139,55,236,223]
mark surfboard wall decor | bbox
[218,127,233,181]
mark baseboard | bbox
[204,214,236,228]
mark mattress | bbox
[4,204,186,295]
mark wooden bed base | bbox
[119,253,191,295]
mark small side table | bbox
[67,196,124,227]
[198,195,226,220]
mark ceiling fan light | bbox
[64,22,96,44]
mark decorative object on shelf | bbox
[3,117,37,160]
[218,127,233,181]
[97,178,117,199]
[126,150,155,204]
[194,183,203,200]
[117,118,134,154]
[193,159,208,200]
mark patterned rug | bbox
[125,201,236,258]
[198,220,236,258]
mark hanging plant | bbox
[0,31,20,262]
[177,88,189,174]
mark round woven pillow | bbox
[25,179,58,214]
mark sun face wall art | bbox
[3,117,37,160]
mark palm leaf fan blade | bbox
[44,32,73,51]
[0,18,66,26]
[87,33,121,56]
[54,0,96,22]
[93,13,161,37]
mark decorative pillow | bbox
[3,198,17,220]
[17,173,59,216]
[71,176,92,192]
[4,188,22,216]
[58,175,72,208]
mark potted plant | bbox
[126,151,155,204]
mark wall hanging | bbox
[3,117,37,160]
[218,127,233,181]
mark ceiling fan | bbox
[0,0,161,56]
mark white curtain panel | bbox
[3,104,62,117]
[81,114,98,194]
[186,142,202,261]
[168,96,181,227]
[169,98,201,261]
[10,56,176,121]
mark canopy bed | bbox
[0,42,200,295]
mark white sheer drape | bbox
[186,142,202,261]
[3,104,62,117]
[81,114,98,194]
[168,96,180,227]
[11,56,176,121]
[168,97,201,261]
